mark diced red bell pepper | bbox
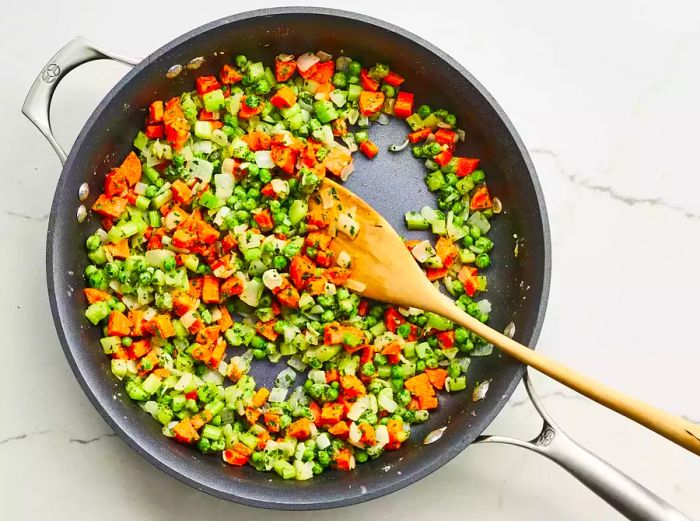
[434,149,453,167]
[222,449,248,466]
[382,70,405,87]
[360,69,379,92]
[270,86,297,109]
[393,91,414,119]
[253,208,274,231]
[434,128,458,146]
[384,307,405,333]
[309,60,335,84]
[145,124,164,139]
[435,330,455,349]
[455,157,480,177]
[195,75,220,95]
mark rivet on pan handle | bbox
[475,371,691,521]
[21,37,139,165]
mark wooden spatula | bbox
[311,177,700,456]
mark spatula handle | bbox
[432,295,700,457]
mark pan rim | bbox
[46,6,551,510]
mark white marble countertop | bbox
[2,1,699,519]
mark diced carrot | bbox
[148,100,164,123]
[221,233,237,253]
[190,409,213,430]
[320,403,345,425]
[128,339,151,359]
[83,288,111,304]
[270,144,298,175]
[457,265,479,297]
[253,208,274,231]
[172,292,197,316]
[195,325,220,344]
[107,311,131,336]
[222,449,248,466]
[120,152,142,186]
[104,239,130,259]
[334,447,355,471]
[238,97,263,118]
[163,97,190,150]
[425,368,449,390]
[408,127,432,143]
[208,338,227,368]
[221,275,244,298]
[323,145,352,177]
[128,310,144,336]
[218,306,234,331]
[331,118,348,137]
[190,343,212,363]
[358,422,375,445]
[309,60,335,84]
[288,417,312,440]
[327,420,350,439]
[104,168,128,197]
[359,140,379,159]
[325,368,340,383]
[173,418,199,444]
[340,374,366,398]
[326,267,351,286]
[434,128,457,146]
[435,237,458,268]
[305,231,332,250]
[305,275,327,296]
[201,275,220,304]
[270,86,297,109]
[323,322,345,345]
[380,341,402,356]
[470,186,493,210]
[153,368,171,378]
[188,277,203,299]
[153,314,175,338]
[358,90,385,116]
[386,418,404,450]
[264,413,282,433]
[252,387,270,408]
[91,195,127,219]
[171,179,193,204]
[289,255,316,289]
[256,320,279,341]
[137,350,159,375]
[418,395,439,410]
[275,57,297,82]
[232,442,253,457]
[220,64,243,85]
[245,406,261,425]
[316,249,335,268]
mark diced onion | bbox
[337,251,352,268]
[315,50,332,62]
[254,150,275,169]
[339,160,355,181]
[297,52,320,72]
[376,113,390,125]
[316,432,331,450]
[337,211,360,239]
[277,53,295,62]
[142,307,157,322]
[269,387,288,403]
[476,299,492,314]
[308,370,326,385]
[262,269,283,291]
[174,372,193,391]
[270,178,289,196]
[378,388,397,413]
[134,182,148,195]
[275,367,297,389]
[345,279,366,293]
[145,249,175,268]
[349,422,362,445]
[202,368,224,385]
[411,240,436,263]
[347,396,370,421]
[473,380,491,401]
[221,158,236,176]
[188,158,213,183]
[320,188,335,209]
[374,424,389,448]
[180,309,197,329]
[213,206,231,227]
[240,279,263,307]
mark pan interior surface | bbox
[47,8,550,510]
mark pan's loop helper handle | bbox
[475,372,691,521]
[22,37,139,165]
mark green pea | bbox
[321,310,335,323]
[86,235,101,251]
[475,253,491,269]
[324,387,339,402]
[396,323,411,339]
[416,359,426,372]
[347,61,361,76]
[425,356,439,369]
[84,264,98,277]
[332,71,347,88]
[355,451,369,463]
[121,336,133,347]
[361,362,376,376]
[417,104,432,118]
[469,225,482,239]
[317,450,330,466]
[455,327,469,344]
[381,84,395,97]
[254,79,270,95]
[235,55,247,68]
[444,113,457,126]
[145,185,157,198]
[163,256,176,272]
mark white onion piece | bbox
[221,158,236,176]
[297,52,320,72]
[423,427,446,445]
[269,387,288,403]
[411,240,436,263]
[473,380,491,401]
[336,251,352,268]
[270,178,289,196]
[348,422,362,446]
[476,299,492,314]
[254,150,275,169]
[262,269,283,291]
[315,50,332,62]
[375,424,389,448]
[145,249,175,268]
[345,279,366,293]
[347,396,370,421]
[376,113,390,125]
[134,182,148,195]
[277,53,295,62]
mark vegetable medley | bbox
[82,50,497,479]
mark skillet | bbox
[22,8,688,519]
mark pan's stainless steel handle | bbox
[476,372,691,521]
[21,37,138,165]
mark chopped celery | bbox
[347,84,362,101]
[425,312,453,331]
[404,211,429,231]
[203,89,226,112]
[85,301,110,325]
[133,131,148,151]
[313,100,338,123]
